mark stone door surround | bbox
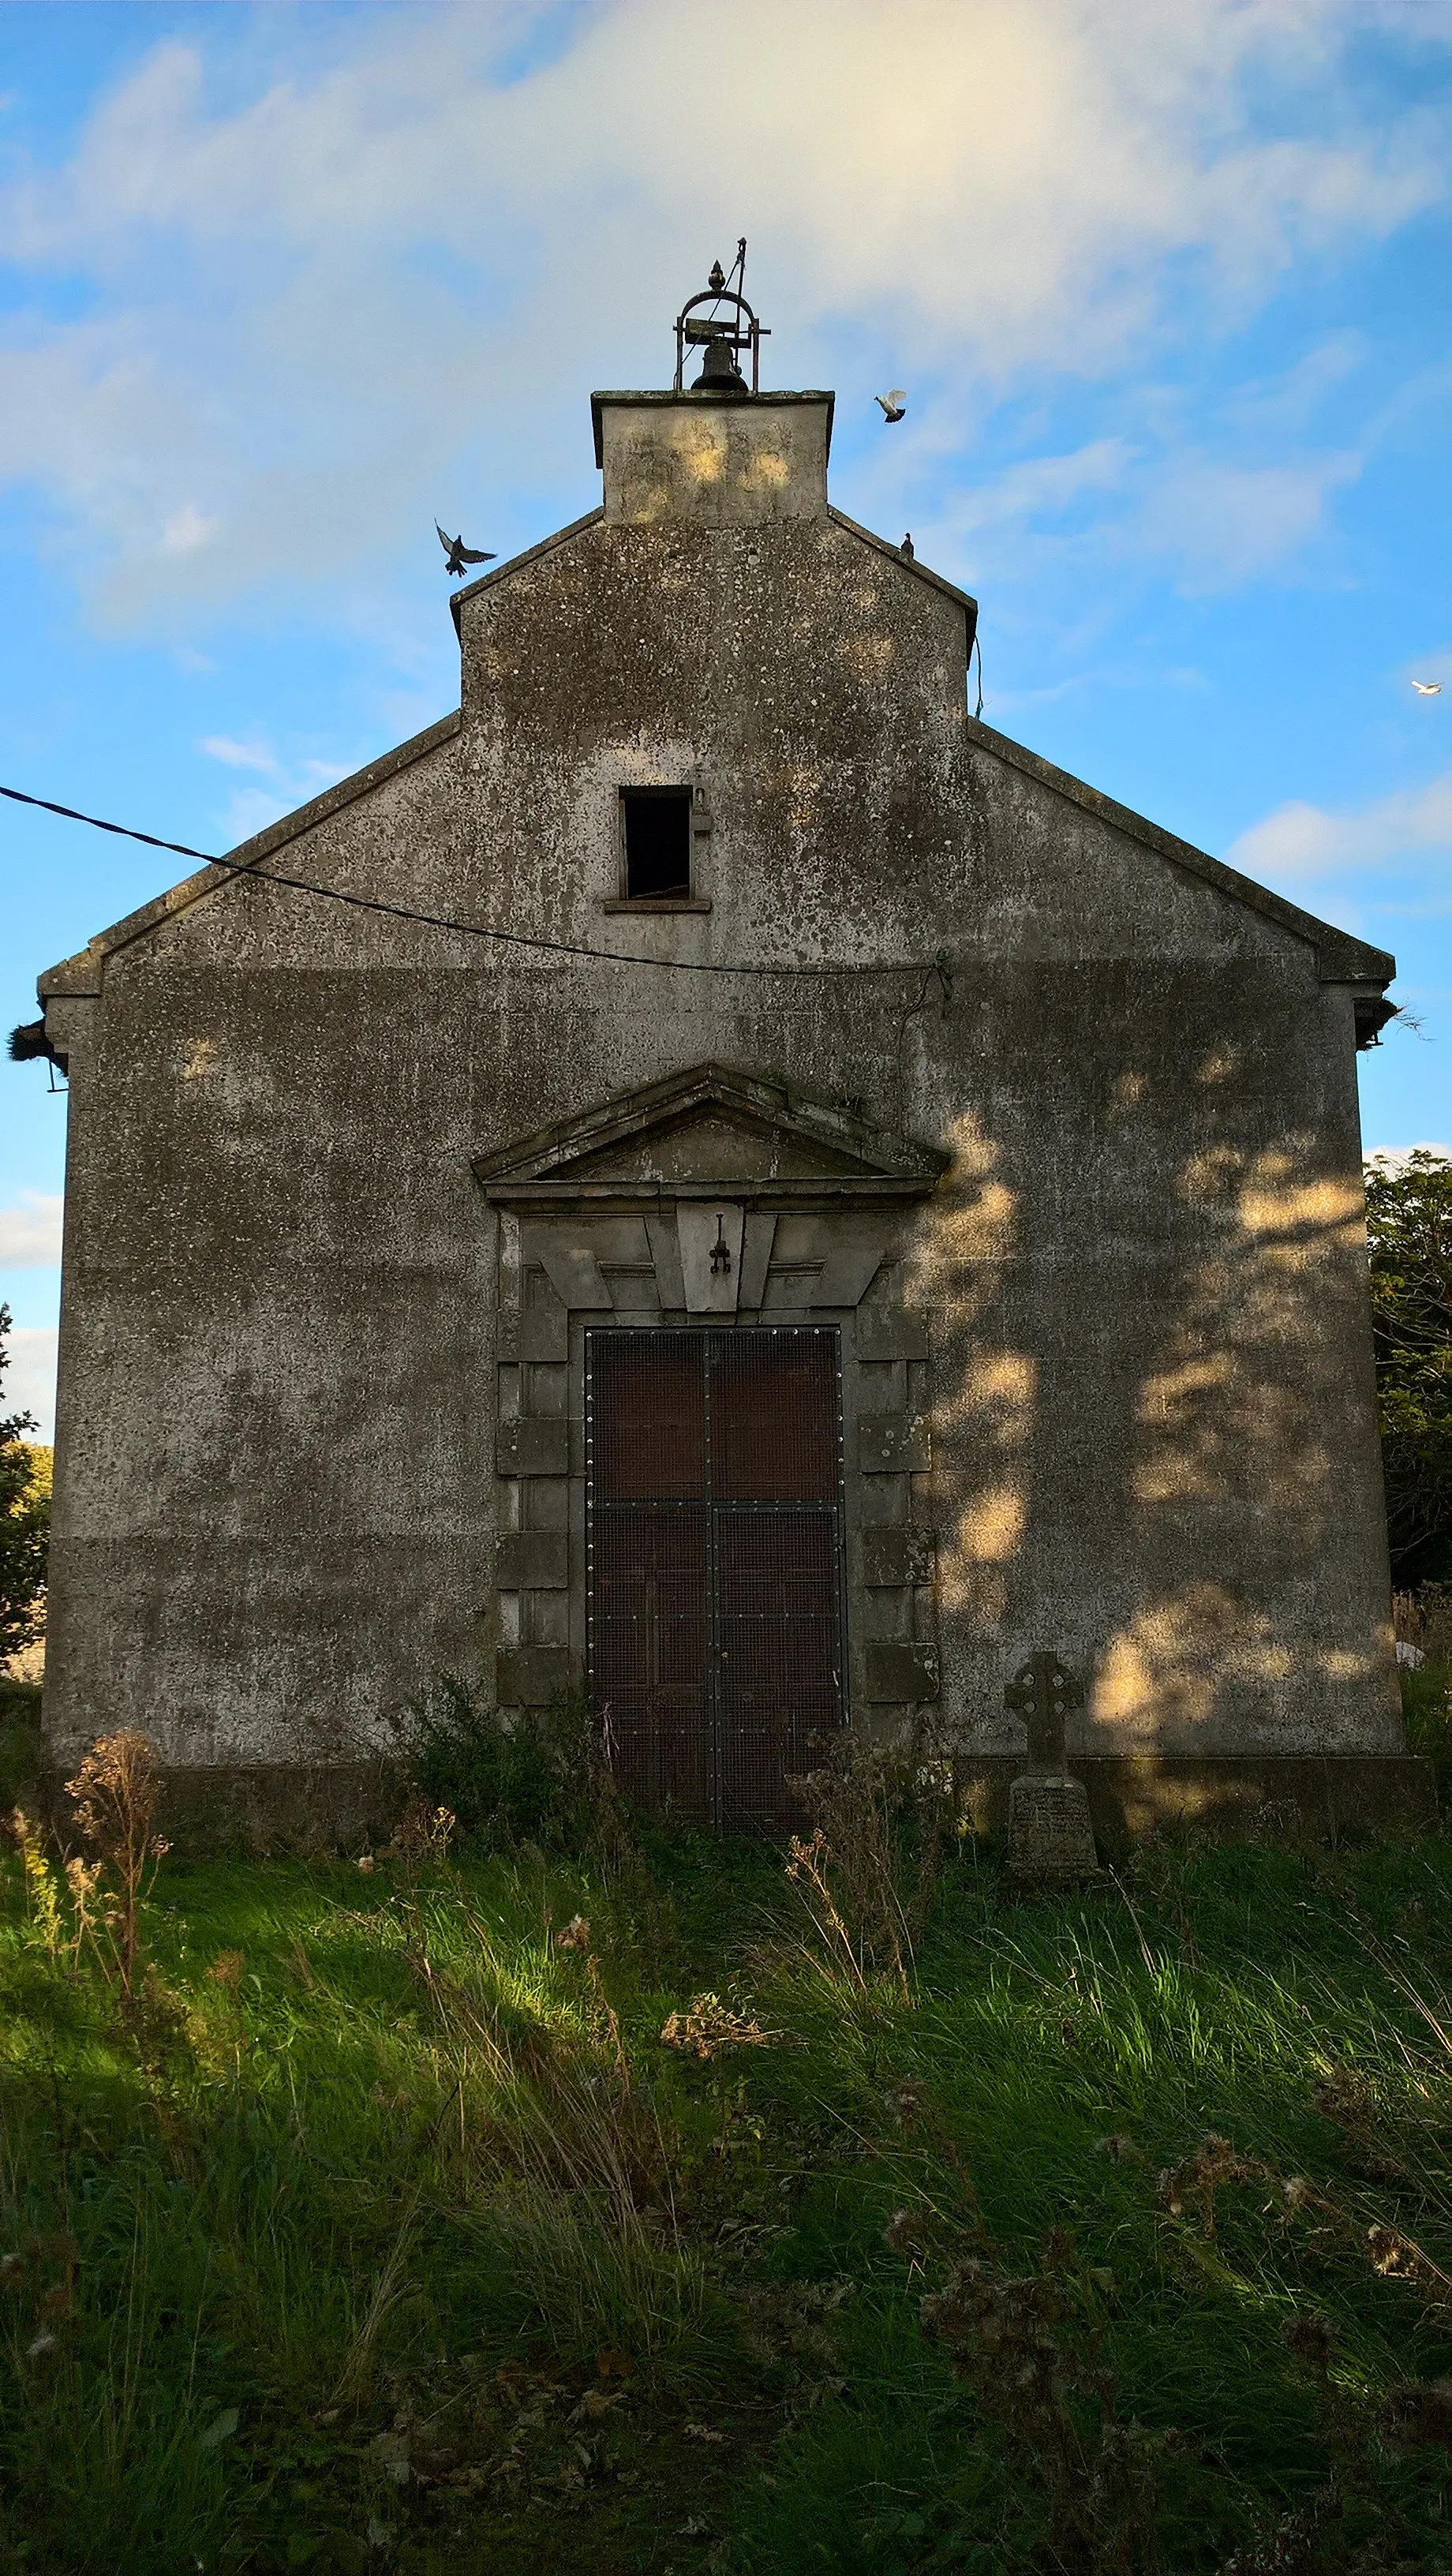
[475,1063,946,1727]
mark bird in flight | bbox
[1412,679,1443,695]
[436,522,496,579]
[875,390,907,424]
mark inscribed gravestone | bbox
[1003,1652,1098,1881]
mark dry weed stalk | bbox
[552,1914,630,2091]
[1156,2123,1452,2313]
[786,1731,959,2005]
[921,2230,1162,2569]
[384,1797,458,1877]
[64,1731,169,1994]
[660,1994,776,2060]
[62,1855,104,1964]
[785,1829,872,1994]
[1157,2133,1270,2237]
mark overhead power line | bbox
[2,781,947,983]
[2,782,215,864]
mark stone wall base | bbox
[956,1753,1439,1844]
[28,1750,1439,1855]
[84,1761,407,1856]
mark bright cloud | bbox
[0,1193,64,1267]
[161,503,219,556]
[1367,1143,1452,1170]
[1134,450,1364,591]
[934,430,1364,593]
[1229,771,1452,882]
[0,0,1443,623]
[4,1327,58,1442]
[200,735,279,776]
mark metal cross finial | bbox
[1004,1651,1083,1773]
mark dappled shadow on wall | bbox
[904,1091,1396,1765]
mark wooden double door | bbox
[586,1327,844,1830]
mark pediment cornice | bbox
[473,1062,946,1210]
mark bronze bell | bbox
[692,335,747,397]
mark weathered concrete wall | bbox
[36,386,1416,1823]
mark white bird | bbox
[875,389,907,424]
[1412,679,1443,695]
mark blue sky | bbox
[2,0,1450,1436]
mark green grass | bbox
[1403,1660,1452,1807]
[4,1822,1452,2573]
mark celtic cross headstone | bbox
[1003,1651,1098,1882]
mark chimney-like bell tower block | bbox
[591,388,836,526]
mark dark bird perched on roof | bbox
[900,533,915,560]
[436,523,496,579]
[876,389,907,424]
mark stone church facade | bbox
[30,300,1431,1837]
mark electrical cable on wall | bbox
[1,781,955,986]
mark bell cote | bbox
[590,248,833,527]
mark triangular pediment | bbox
[473,1063,945,1207]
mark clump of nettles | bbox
[395,1676,621,1855]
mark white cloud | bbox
[950,441,1135,537]
[1134,449,1363,591]
[1228,771,1452,882]
[3,1328,57,1442]
[200,734,280,776]
[0,1193,64,1267]
[1367,1143,1452,1170]
[931,432,1361,593]
[162,503,219,555]
[197,734,352,843]
[0,0,1442,622]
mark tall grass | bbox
[2,1809,1452,2571]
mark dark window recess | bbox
[622,788,692,899]
[586,1327,845,1833]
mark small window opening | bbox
[622,788,692,900]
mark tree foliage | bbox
[0,1304,50,1662]
[1365,1151,1452,1587]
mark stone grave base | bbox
[1007,1770,1100,1883]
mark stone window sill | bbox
[601,897,713,914]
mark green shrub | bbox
[399,1673,600,1853]
[1400,1661,1452,1805]
[0,1676,43,1807]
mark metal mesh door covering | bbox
[587,1328,844,1830]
